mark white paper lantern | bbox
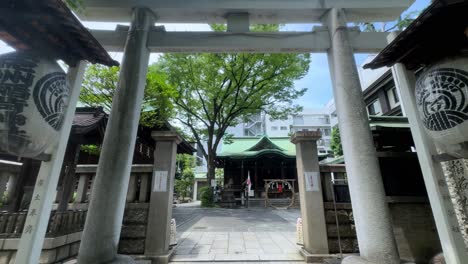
[416,55,468,155]
[0,52,69,158]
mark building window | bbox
[367,100,382,116]
[293,115,304,125]
[280,126,287,131]
[323,128,331,136]
[387,87,400,109]
[271,126,278,131]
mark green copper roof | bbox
[218,136,296,159]
[368,115,410,129]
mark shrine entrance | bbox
[9,1,463,264]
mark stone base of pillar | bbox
[104,254,136,264]
[144,248,174,264]
[341,256,377,264]
[299,248,337,263]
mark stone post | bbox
[127,173,138,202]
[324,8,399,264]
[144,131,181,263]
[5,171,18,204]
[139,173,150,202]
[388,31,468,264]
[75,173,91,203]
[58,143,80,211]
[15,61,87,264]
[0,171,11,202]
[193,180,198,201]
[77,7,154,264]
[291,131,329,259]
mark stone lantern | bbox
[0,52,69,158]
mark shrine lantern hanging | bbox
[0,52,70,158]
[415,55,468,156]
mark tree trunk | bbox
[206,152,216,187]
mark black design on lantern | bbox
[0,54,38,148]
[416,68,468,131]
[33,72,69,131]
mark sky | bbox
[0,0,431,109]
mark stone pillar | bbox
[127,173,138,202]
[77,8,154,264]
[15,61,88,264]
[75,173,91,203]
[388,31,468,264]
[324,8,399,264]
[193,180,198,201]
[0,171,11,202]
[139,173,150,202]
[58,143,81,211]
[291,131,329,258]
[5,172,18,204]
[144,131,181,263]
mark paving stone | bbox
[171,254,215,261]
[209,248,228,254]
[171,208,304,262]
[214,253,260,261]
[259,253,304,261]
[211,242,228,249]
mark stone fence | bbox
[0,210,87,239]
[0,163,154,263]
[319,164,442,263]
[72,164,153,205]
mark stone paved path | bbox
[170,207,304,262]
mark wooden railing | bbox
[0,210,87,238]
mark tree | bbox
[64,0,84,12]
[175,154,196,201]
[331,127,343,157]
[156,25,310,186]
[358,10,420,32]
[79,64,176,127]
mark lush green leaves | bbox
[175,154,196,200]
[331,127,343,157]
[79,64,176,127]
[64,0,84,12]
[358,10,420,32]
[155,45,310,181]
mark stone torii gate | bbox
[16,1,457,264]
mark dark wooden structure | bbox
[1,107,195,213]
[364,0,468,71]
[0,0,118,67]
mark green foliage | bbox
[331,127,343,157]
[223,133,234,145]
[79,64,176,127]
[175,168,195,200]
[199,186,214,207]
[64,0,84,12]
[176,154,196,178]
[358,10,420,32]
[215,168,224,186]
[80,144,100,155]
[175,154,196,200]
[155,24,310,183]
[210,24,281,32]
